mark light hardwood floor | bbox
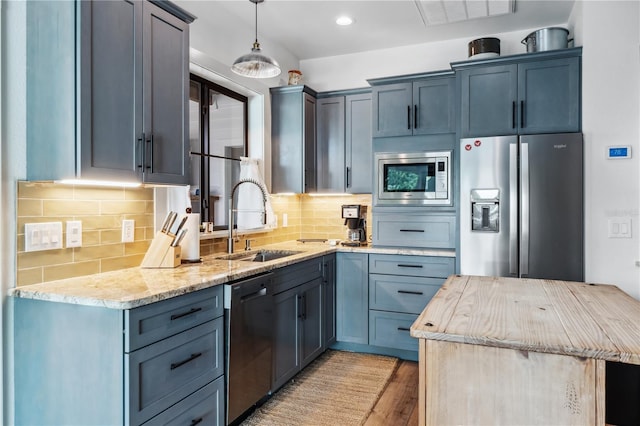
[364,360,419,426]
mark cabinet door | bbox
[303,93,317,192]
[272,286,300,391]
[413,77,455,135]
[518,57,581,134]
[336,253,369,344]
[322,255,336,349]
[459,64,518,138]
[142,2,190,184]
[316,96,345,192]
[345,93,372,193]
[79,0,142,182]
[300,278,324,369]
[372,83,413,137]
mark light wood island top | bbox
[411,274,640,365]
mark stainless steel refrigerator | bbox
[460,133,583,281]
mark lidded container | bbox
[468,37,500,59]
[521,27,571,53]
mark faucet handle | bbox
[244,239,255,251]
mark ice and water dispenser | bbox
[470,189,500,232]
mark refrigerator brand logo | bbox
[554,144,568,149]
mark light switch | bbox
[608,217,632,238]
[25,222,63,252]
[66,220,82,248]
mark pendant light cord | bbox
[254,0,258,44]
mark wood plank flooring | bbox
[364,360,419,426]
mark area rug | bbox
[242,350,399,426]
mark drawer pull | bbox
[397,327,411,332]
[399,229,424,233]
[190,418,203,426]
[397,264,423,269]
[170,307,203,321]
[398,290,424,295]
[170,352,202,370]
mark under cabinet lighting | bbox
[55,179,142,188]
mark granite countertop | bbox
[10,241,455,310]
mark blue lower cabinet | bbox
[369,311,419,352]
[142,376,225,426]
[126,318,224,425]
[13,286,225,426]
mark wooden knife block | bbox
[141,232,181,268]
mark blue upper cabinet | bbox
[369,72,455,138]
[271,85,318,193]
[455,48,581,138]
[27,0,194,185]
[315,90,372,194]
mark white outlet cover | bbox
[122,219,135,243]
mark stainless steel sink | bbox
[216,250,302,263]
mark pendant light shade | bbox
[231,0,281,78]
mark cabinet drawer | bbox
[369,254,455,278]
[373,213,455,248]
[127,318,224,425]
[369,274,443,314]
[369,311,418,352]
[273,257,323,295]
[125,286,223,352]
[142,376,224,426]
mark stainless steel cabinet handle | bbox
[170,352,202,370]
[398,290,424,295]
[170,307,202,321]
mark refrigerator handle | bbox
[509,143,518,276]
[520,142,530,277]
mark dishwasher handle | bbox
[240,287,268,303]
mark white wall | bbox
[300,1,640,299]
[300,27,561,92]
[576,0,640,299]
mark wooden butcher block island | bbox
[410,275,640,426]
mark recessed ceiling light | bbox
[336,16,354,26]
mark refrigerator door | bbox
[460,136,518,277]
[520,133,583,281]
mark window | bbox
[189,74,248,230]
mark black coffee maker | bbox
[341,204,367,246]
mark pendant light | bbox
[231,0,281,78]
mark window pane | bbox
[189,80,202,214]
[208,89,245,228]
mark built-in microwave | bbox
[374,151,452,206]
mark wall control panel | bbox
[607,146,632,159]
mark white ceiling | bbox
[175,0,576,61]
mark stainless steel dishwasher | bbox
[224,272,274,425]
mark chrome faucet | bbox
[228,179,268,254]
